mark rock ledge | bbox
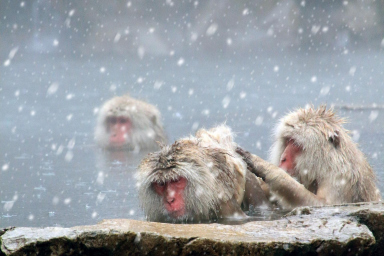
[1,202,383,255]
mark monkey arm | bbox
[236,147,326,208]
[242,171,271,210]
[219,197,248,218]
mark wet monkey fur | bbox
[237,105,381,210]
[94,95,167,151]
[136,125,270,222]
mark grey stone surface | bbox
[1,202,383,256]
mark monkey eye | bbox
[118,117,128,124]
[281,157,286,163]
[157,181,165,187]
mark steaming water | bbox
[1,51,384,228]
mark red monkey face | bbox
[106,116,132,147]
[152,177,187,218]
[279,139,301,176]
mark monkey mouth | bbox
[165,206,186,218]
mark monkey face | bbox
[95,95,167,151]
[152,177,187,218]
[106,116,132,148]
[279,139,302,177]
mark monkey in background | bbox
[237,105,381,210]
[94,95,167,151]
[136,125,270,222]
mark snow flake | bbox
[273,66,279,72]
[47,82,59,95]
[114,33,121,43]
[227,78,235,91]
[319,86,330,96]
[138,47,145,59]
[3,59,10,67]
[177,58,185,66]
[154,81,164,90]
[206,23,218,36]
[65,151,73,161]
[2,164,9,171]
[349,66,356,76]
[52,196,59,205]
[255,116,263,126]
[222,96,230,109]
[68,9,75,17]
[369,111,379,123]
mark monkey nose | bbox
[166,197,175,204]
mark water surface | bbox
[1,51,384,228]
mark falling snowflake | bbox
[227,78,235,91]
[255,116,263,126]
[273,66,279,72]
[349,66,356,76]
[47,82,59,95]
[319,86,330,96]
[206,23,218,36]
[2,164,9,171]
[222,96,231,109]
[177,58,185,66]
[369,111,379,122]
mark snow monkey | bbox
[237,105,381,210]
[136,125,270,222]
[94,95,167,151]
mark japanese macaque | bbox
[94,95,167,150]
[237,105,381,210]
[136,125,270,222]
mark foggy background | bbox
[1,0,384,228]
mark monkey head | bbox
[270,105,357,185]
[94,95,166,150]
[136,137,245,222]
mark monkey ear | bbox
[328,130,340,148]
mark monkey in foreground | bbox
[136,125,270,222]
[94,95,167,151]
[237,105,381,210]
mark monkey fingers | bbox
[235,147,266,179]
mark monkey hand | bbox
[235,147,266,179]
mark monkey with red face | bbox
[237,105,381,210]
[136,125,270,222]
[94,95,167,151]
